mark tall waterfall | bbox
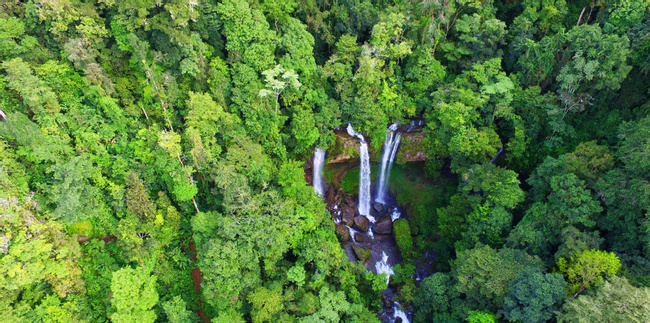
[312,148,326,197]
[346,124,372,220]
[375,123,401,204]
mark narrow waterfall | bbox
[312,148,326,197]
[375,123,401,204]
[346,124,372,220]
[490,146,504,164]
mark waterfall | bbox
[405,119,423,132]
[375,123,401,204]
[346,124,372,220]
[490,146,504,164]
[312,148,326,197]
[393,302,410,323]
[375,251,394,285]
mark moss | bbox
[323,163,351,189]
[341,166,360,194]
[352,245,371,263]
[326,132,360,163]
[395,132,427,164]
[387,162,457,256]
[394,219,414,260]
[340,164,380,195]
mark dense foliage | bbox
[1,0,650,322]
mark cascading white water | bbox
[376,123,402,204]
[345,225,359,242]
[346,124,372,221]
[390,208,401,222]
[375,250,395,285]
[312,148,326,197]
[393,302,410,323]
[490,146,504,164]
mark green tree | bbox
[557,276,650,322]
[1,58,60,114]
[453,245,542,311]
[466,310,496,323]
[125,172,156,220]
[248,286,284,323]
[216,0,277,71]
[259,64,302,113]
[502,266,566,323]
[508,172,602,262]
[162,296,197,323]
[558,249,622,298]
[110,266,159,323]
[413,272,466,322]
[44,155,109,224]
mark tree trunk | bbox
[577,7,586,26]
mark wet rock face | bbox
[374,214,393,235]
[395,131,427,164]
[327,129,427,165]
[335,224,351,242]
[327,130,361,164]
[326,186,336,203]
[353,216,370,232]
[383,294,394,308]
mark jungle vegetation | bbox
[1,0,650,322]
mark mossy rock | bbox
[395,132,427,164]
[394,218,414,260]
[327,130,360,164]
[352,245,371,263]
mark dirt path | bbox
[189,242,208,322]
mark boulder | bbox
[383,294,394,308]
[341,204,355,226]
[355,233,365,242]
[374,234,392,241]
[373,215,393,235]
[352,245,371,262]
[335,224,351,242]
[373,203,384,214]
[353,216,370,232]
[344,195,356,210]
